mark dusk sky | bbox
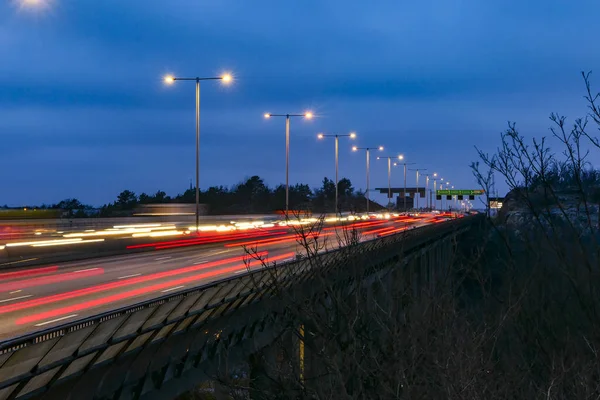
[2,0,600,207]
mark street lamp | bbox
[451,185,458,209]
[264,112,313,216]
[377,155,403,210]
[408,168,427,209]
[432,172,438,210]
[439,177,445,209]
[17,0,48,9]
[318,132,356,214]
[353,145,384,213]
[394,161,416,211]
[163,72,233,233]
[423,174,432,209]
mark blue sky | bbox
[1,0,600,206]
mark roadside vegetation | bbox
[176,72,600,399]
[2,176,385,217]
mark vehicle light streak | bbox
[126,230,288,250]
[32,239,105,247]
[362,226,400,236]
[147,232,284,250]
[131,230,185,238]
[0,252,267,315]
[223,232,334,248]
[16,252,295,325]
[62,227,177,238]
[113,223,163,229]
[0,265,58,281]
[322,219,388,231]
[5,238,84,247]
[0,267,104,292]
[376,226,409,237]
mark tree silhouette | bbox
[231,176,271,213]
[54,198,88,217]
[28,175,383,217]
[139,193,151,204]
[55,198,83,211]
[116,190,138,209]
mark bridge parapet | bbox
[0,214,484,400]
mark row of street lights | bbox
[162,72,455,229]
[16,0,461,221]
[317,133,356,214]
[264,113,313,215]
[163,74,233,232]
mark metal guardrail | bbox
[0,214,482,399]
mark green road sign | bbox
[436,189,485,196]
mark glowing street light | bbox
[263,111,313,215]
[318,132,356,214]
[221,73,233,83]
[163,72,233,232]
[377,154,403,210]
[352,145,383,213]
[15,0,51,13]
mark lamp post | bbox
[439,178,445,209]
[318,132,356,214]
[264,112,313,216]
[452,185,457,209]
[408,168,427,209]
[163,73,232,233]
[431,172,438,210]
[352,145,384,213]
[377,155,403,210]
[423,174,431,209]
[396,161,416,211]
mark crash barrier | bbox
[0,214,484,400]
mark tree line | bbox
[12,176,384,217]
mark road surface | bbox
[0,214,446,341]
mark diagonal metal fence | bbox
[0,215,483,399]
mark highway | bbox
[0,214,282,243]
[0,213,450,341]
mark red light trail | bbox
[0,252,266,315]
[15,252,295,325]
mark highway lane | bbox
[0,214,448,341]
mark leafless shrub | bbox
[181,73,600,400]
[470,71,600,399]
